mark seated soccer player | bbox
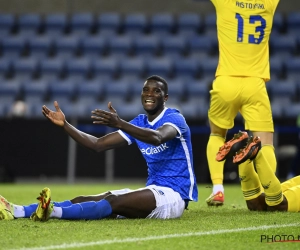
[0,75,198,221]
[217,131,300,212]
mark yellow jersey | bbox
[210,0,280,81]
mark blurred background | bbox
[0,0,300,184]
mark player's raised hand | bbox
[42,101,65,127]
[91,102,121,128]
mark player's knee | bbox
[104,194,119,210]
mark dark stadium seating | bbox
[203,13,216,35]
[48,79,77,104]
[96,12,121,36]
[27,35,53,59]
[166,78,185,101]
[270,34,298,58]
[119,56,145,80]
[0,79,22,104]
[268,79,297,105]
[44,13,68,37]
[0,58,12,79]
[177,13,202,37]
[53,35,81,59]
[123,13,148,36]
[17,13,42,37]
[39,57,65,81]
[187,35,215,58]
[107,34,133,58]
[283,103,300,118]
[80,35,107,58]
[145,56,173,79]
[133,34,160,57]
[0,12,299,119]
[270,56,284,79]
[70,13,94,37]
[270,101,283,119]
[272,12,284,34]
[102,79,130,108]
[1,35,27,59]
[284,57,300,80]
[0,13,15,36]
[286,11,300,33]
[64,57,92,80]
[199,56,219,78]
[91,56,119,80]
[12,57,39,81]
[22,79,49,103]
[149,13,175,35]
[76,79,104,105]
[160,34,187,59]
[173,57,200,79]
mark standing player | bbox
[204,0,281,206]
[0,75,198,221]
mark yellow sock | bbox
[263,145,277,173]
[207,134,225,185]
[281,176,300,192]
[283,186,300,212]
[255,145,283,206]
[238,161,263,200]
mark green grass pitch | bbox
[1,183,299,250]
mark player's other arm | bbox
[92,102,178,146]
[42,101,127,152]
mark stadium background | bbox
[0,0,299,184]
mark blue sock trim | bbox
[24,203,38,218]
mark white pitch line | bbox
[10,223,300,250]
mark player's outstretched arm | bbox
[92,102,178,146]
[42,101,127,152]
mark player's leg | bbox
[206,120,227,205]
[0,187,53,220]
[106,185,185,219]
[254,176,300,212]
[238,160,265,210]
[219,131,265,211]
[239,77,283,207]
[281,175,300,192]
[50,188,154,220]
[279,185,300,212]
[36,185,185,220]
[0,189,116,220]
[31,188,134,221]
[206,76,241,206]
[70,191,113,203]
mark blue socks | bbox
[24,200,73,218]
[23,199,112,220]
[61,199,113,220]
[24,204,38,217]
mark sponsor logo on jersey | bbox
[140,143,169,155]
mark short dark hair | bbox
[146,75,168,94]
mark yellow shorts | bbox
[208,76,274,132]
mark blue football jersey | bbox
[118,108,198,201]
